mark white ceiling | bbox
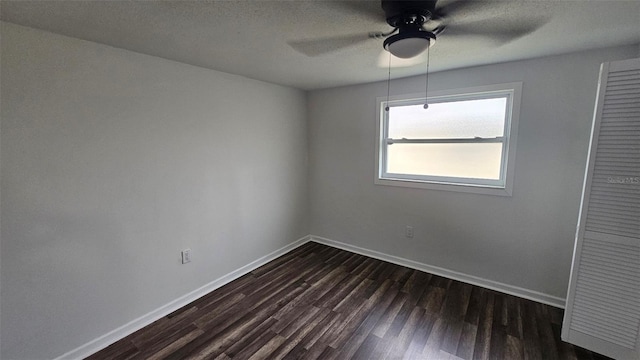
[1,0,639,90]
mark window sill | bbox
[375,177,513,196]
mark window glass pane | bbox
[388,98,507,139]
[386,143,503,180]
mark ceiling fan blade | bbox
[288,33,372,57]
[434,0,492,23]
[440,17,548,45]
[326,1,383,22]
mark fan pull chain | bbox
[385,51,391,112]
[424,45,430,109]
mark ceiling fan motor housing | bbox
[382,0,438,58]
[382,0,437,27]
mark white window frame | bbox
[375,82,522,196]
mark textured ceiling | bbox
[1,0,639,90]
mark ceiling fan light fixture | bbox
[383,30,435,59]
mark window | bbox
[375,83,522,196]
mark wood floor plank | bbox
[472,291,495,360]
[402,311,438,358]
[322,298,370,348]
[505,334,525,360]
[342,253,367,273]
[324,249,352,265]
[464,286,486,325]
[125,317,171,348]
[332,277,373,312]
[251,247,305,277]
[298,311,342,351]
[430,274,453,289]
[144,328,204,360]
[536,304,560,360]
[351,257,378,277]
[299,340,332,360]
[371,291,408,337]
[295,267,350,306]
[133,323,202,359]
[369,335,394,359]
[401,270,432,300]
[383,294,419,339]
[441,281,473,321]
[231,330,279,360]
[440,319,464,355]
[314,273,364,309]
[389,266,413,284]
[418,285,447,314]
[247,334,287,360]
[165,283,306,359]
[195,280,302,334]
[350,333,380,360]
[489,317,507,360]
[180,316,276,359]
[368,261,396,281]
[87,242,612,360]
[330,280,400,358]
[422,316,448,358]
[191,292,246,329]
[268,307,332,359]
[522,300,544,360]
[386,305,424,358]
[455,321,478,359]
[222,317,279,358]
[277,305,323,339]
[130,305,202,350]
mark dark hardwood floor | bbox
[87,242,611,360]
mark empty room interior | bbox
[1,0,639,359]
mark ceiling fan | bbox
[288,0,547,60]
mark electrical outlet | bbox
[405,226,414,238]
[181,249,192,264]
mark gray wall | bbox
[308,45,639,301]
[1,22,308,359]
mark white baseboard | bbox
[54,235,312,360]
[310,235,566,309]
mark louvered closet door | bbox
[562,58,640,360]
